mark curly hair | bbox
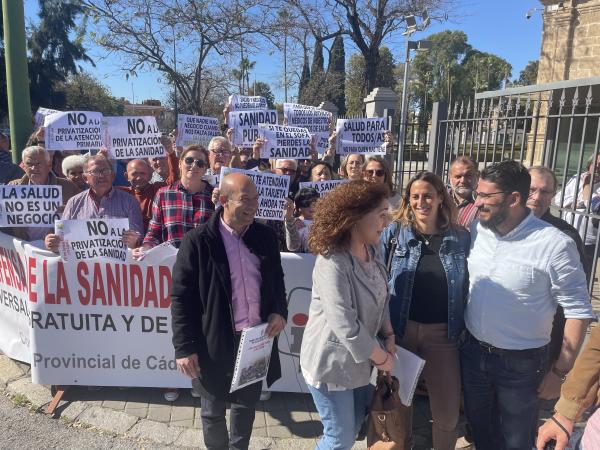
[309,180,390,256]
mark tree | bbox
[517,60,539,86]
[86,0,273,115]
[231,58,256,95]
[28,0,94,111]
[327,35,346,115]
[249,81,275,108]
[345,46,397,115]
[58,72,124,115]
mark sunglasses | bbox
[183,157,206,168]
[365,169,385,177]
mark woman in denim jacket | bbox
[380,171,470,450]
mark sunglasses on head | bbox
[365,169,385,177]
[183,156,206,168]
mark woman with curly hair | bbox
[380,171,470,450]
[300,180,395,449]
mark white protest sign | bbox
[34,107,61,129]
[44,111,104,151]
[220,167,290,221]
[56,218,130,263]
[0,185,62,228]
[283,103,332,153]
[228,109,278,146]
[176,114,221,148]
[228,94,268,111]
[299,179,349,197]
[105,116,164,159]
[335,117,389,155]
[258,124,312,159]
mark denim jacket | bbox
[380,222,471,341]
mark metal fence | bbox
[425,76,600,294]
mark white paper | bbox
[228,109,278,146]
[335,117,388,155]
[393,345,425,407]
[283,103,332,153]
[228,94,268,111]
[299,180,349,197]
[44,111,104,151]
[105,116,164,159]
[0,185,62,227]
[55,218,130,262]
[34,107,61,129]
[258,124,312,159]
[230,323,274,392]
[176,114,221,148]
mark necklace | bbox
[420,233,434,245]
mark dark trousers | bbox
[460,333,549,450]
[200,381,262,450]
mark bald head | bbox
[220,173,259,233]
[126,158,153,191]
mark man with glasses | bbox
[207,136,233,176]
[3,146,80,243]
[462,160,593,450]
[448,156,479,229]
[44,155,144,252]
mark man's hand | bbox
[36,127,45,145]
[538,370,563,400]
[176,353,201,379]
[161,135,174,154]
[384,130,394,153]
[265,313,286,337]
[253,137,265,160]
[223,103,231,123]
[122,230,141,249]
[283,198,294,221]
[226,128,234,144]
[536,413,573,450]
[45,233,61,253]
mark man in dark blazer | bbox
[171,172,288,450]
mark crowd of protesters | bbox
[1,101,600,450]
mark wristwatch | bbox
[552,365,569,382]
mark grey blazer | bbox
[300,247,390,389]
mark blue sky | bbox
[23,0,544,104]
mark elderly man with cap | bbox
[171,172,287,450]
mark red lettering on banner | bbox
[122,263,129,306]
[159,265,171,308]
[77,262,90,305]
[0,247,15,289]
[43,259,56,304]
[28,257,37,302]
[106,263,122,306]
[91,263,107,305]
[144,267,158,307]
[8,249,26,292]
[56,261,71,304]
[130,264,143,307]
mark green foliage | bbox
[517,60,539,86]
[327,35,346,115]
[249,81,275,108]
[311,40,324,75]
[58,72,124,115]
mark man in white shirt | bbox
[462,160,594,450]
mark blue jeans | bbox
[307,383,374,450]
[460,333,549,450]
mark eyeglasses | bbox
[210,149,231,158]
[277,167,296,174]
[86,168,112,177]
[183,157,207,168]
[471,190,509,200]
[365,169,385,177]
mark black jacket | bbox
[170,208,288,401]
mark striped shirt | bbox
[449,189,479,229]
[143,180,214,248]
[61,188,144,235]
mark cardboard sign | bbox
[228,94,268,111]
[335,117,388,154]
[283,103,332,153]
[0,185,62,227]
[299,179,349,197]
[176,114,221,148]
[105,116,164,159]
[34,107,61,129]
[56,218,130,263]
[220,167,290,221]
[258,124,312,159]
[44,111,104,152]
[228,109,278,146]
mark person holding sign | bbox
[340,154,365,181]
[208,136,233,176]
[380,172,469,450]
[300,181,395,450]
[44,155,144,252]
[135,145,214,255]
[171,172,287,450]
[3,146,80,243]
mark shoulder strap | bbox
[386,223,401,273]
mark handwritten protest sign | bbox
[228,94,267,111]
[258,124,312,159]
[220,167,290,221]
[299,179,348,197]
[283,103,332,153]
[176,114,221,148]
[105,116,164,159]
[34,107,61,129]
[335,117,389,155]
[229,109,278,146]
[0,185,62,227]
[44,111,104,152]
[56,218,130,263]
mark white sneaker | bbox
[259,391,271,401]
[163,389,179,402]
